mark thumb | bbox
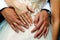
[27,6,34,13]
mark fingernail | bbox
[35,24,36,26]
[31,31,33,33]
[31,29,35,33]
[44,35,46,38]
[31,30,34,33]
[38,37,40,39]
[24,24,29,29]
[44,36,46,40]
[26,26,29,29]
[34,36,36,38]
[38,36,41,39]
[22,30,25,32]
[34,35,37,38]
[24,24,27,27]
[44,36,45,38]
[15,29,19,33]
[16,31,19,33]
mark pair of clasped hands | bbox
[1,0,49,38]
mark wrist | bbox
[0,7,8,13]
[0,7,14,14]
[41,9,51,23]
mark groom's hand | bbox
[5,0,34,26]
[31,10,49,38]
[1,7,28,33]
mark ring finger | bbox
[13,22,25,32]
[23,12,32,25]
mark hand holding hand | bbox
[5,0,34,27]
[1,7,28,33]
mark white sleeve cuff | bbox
[42,2,51,11]
[0,0,8,10]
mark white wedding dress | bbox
[0,0,52,40]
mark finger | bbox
[27,6,34,13]
[27,12,33,23]
[24,13,31,25]
[13,17,24,26]
[31,20,43,32]
[34,14,39,26]
[44,27,49,38]
[36,19,44,28]
[31,26,38,33]
[19,15,26,25]
[10,14,26,27]
[19,15,28,29]
[38,26,47,39]
[7,19,19,33]
[10,24,19,33]
[21,14,29,26]
[21,14,29,28]
[13,22,25,32]
[34,22,46,38]
[14,18,27,27]
[25,13,32,25]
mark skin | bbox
[1,0,34,33]
[4,0,60,40]
[31,10,49,38]
[5,0,34,26]
[1,7,25,33]
[50,0,59,40]
[4,0,49,38]
[32,0,60,39]
[1,6,33,33]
